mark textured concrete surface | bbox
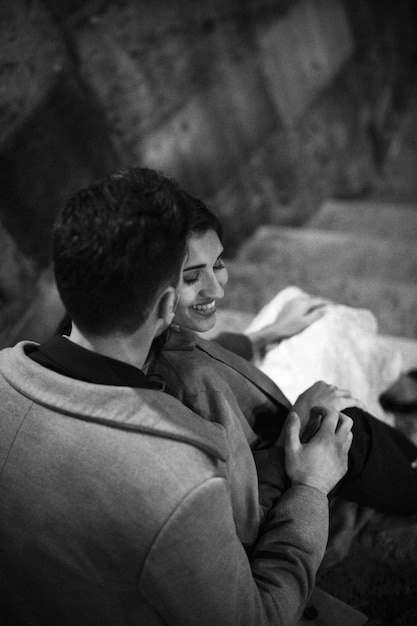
[3,0,414,269]
[238,225,417,284]
[317,512,417,625]
[223,258,417,338]
[308,199,417,241]
[0,0,66,144]
[0,223,40,348]
[1,0,415,350]
[231,197,417,341]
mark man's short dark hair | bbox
[53,167,188,336]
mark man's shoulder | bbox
[0,341,229,463]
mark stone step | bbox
[2,270,65,349]
[237,225,417,284]
[308,199,417,241]
[0,224,40,349]
[221,259,417,338]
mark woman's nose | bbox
[201,273,224,299]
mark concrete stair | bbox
[220,263,417,339]
[237,226,417,285]
[219,199,417,341]
[308,199,417,241]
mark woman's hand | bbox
[247,295,329,355]
[269,295,329,339]
[292,381,365,433]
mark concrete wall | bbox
[0,0,416,346]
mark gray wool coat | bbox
[0,340,338,625]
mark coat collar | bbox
[29,335,163,389]
[163,326,197,350]
[164,328,291,410]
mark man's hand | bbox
[293,381,364,434]
[284,407,353,495]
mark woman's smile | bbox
[191,299,216,313]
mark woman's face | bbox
[173,229,228,333]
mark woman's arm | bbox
[246,296,329,357]
[215,296,329,362]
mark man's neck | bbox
[68,325,153,370]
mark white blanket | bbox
[245,287,402,424]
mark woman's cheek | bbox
[177,290,193,318]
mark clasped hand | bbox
[284,406,353,495]
[292,380,365,436]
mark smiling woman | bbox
[173,230,228,333]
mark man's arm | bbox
[139,477,328,626]
[139,408,352,626]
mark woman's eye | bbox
[184,272,200,285]
[214,259,226,271]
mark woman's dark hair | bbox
[181,191,223,241]
[53,167,188,336]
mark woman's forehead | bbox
[186,230,223,265]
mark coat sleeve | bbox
[253,445,292,517]
[138,476,328,626]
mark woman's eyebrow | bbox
[184,250,224,272]
[184,263,205,272]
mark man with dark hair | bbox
[0,167,352,625]
[53,167,187,336]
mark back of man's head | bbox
[53,167,188,336]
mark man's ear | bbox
[156,286,177,330]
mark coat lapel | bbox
[193,335,291,410]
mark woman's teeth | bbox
[191,300,215,312]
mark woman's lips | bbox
[190,300,216,314]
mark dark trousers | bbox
[336,407,417,515]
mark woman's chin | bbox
[177,312,217,334]
[197,317,217,333]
